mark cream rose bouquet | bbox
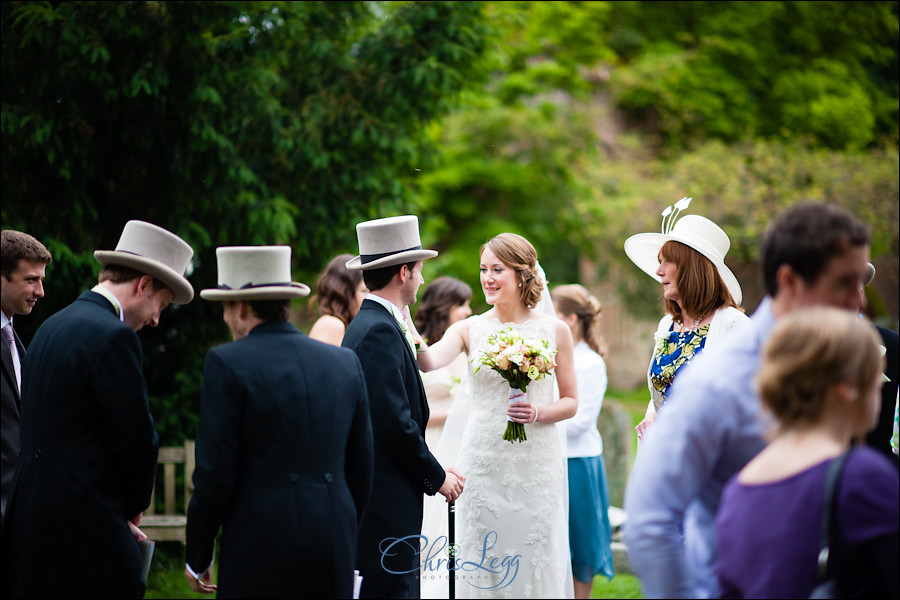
[472,325,558,442]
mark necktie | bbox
[2,323,21,393]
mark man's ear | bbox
[397,264,410,284]
[237,300,251,319]
[774,264,799,298]
[135,274,155,297]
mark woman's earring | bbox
[518,283,522,287]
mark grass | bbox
[144,542,210,599]
[592,573,645,599]
[145,387,651,599]
[607,385,651,415]
[145,548,645,599]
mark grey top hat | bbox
[200,246,310,301]
[94,220,195,304]
[346,215,438,271]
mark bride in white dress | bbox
[413,233,578,598]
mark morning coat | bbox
[1,291,159,599]
[185,320,374,598]
[342,298,445,599]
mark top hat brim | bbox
[864,262,875,287]
[624,232,742,306]
[346,249,438,271]
[94,250,194,304]
[199,282,311,301]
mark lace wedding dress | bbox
[421,314,572,598]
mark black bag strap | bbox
[816,450,852,578]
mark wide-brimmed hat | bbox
[200,246,310,301]
[624,202,742,305]
[94,220,195,304]
[346,215,437,271]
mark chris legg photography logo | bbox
[379,531,521,590]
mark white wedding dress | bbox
[421,314,573,599]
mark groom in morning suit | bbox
[184,246,374,598]
[1,230,52,526]
[1,220,194,599]
[343,215,465,599]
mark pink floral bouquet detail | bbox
[472,325,557,442]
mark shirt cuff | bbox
[185,562,210,581]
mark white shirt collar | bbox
[91,285,125,322]
[1,312,12,331]
[364,293,405,322]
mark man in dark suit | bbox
[184,245,374,598]
[0,230,51,525]
[343,216,465,599]
[1,220,194,599]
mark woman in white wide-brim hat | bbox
[624,198,749,440]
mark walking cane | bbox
[448,501,457,599]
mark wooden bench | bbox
[141,439,195,543]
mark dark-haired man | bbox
[343,215,464,599]
[184,245,373,598]
[2,220,193,598]
[1,229,52,524]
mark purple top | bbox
[715,447,899,599]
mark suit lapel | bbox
[359,300,429,423]
[363,300,417,362]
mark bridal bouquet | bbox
[472,325,557,442]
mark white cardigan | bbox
[644,306,749,416]
[566,341,608,458]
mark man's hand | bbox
[184,568,217,594]
[438,467,466,502]
[128,514,147,542]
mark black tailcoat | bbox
[186,321,374,598]
[1,291,159,598]
[342,299,445,599]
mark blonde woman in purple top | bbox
[715,308,899,599]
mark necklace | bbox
[679,312,707,332]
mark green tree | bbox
[606,1,899,150]
[2,0,488,443]
[412,0,897,323]
[412,1,617,305]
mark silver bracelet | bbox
[531,405,539,424]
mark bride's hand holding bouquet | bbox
[472,325,557,442]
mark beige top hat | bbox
[94,220,195,304]
[346,215,438,271]
[624,197,743,306]
[200,246,310,301]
